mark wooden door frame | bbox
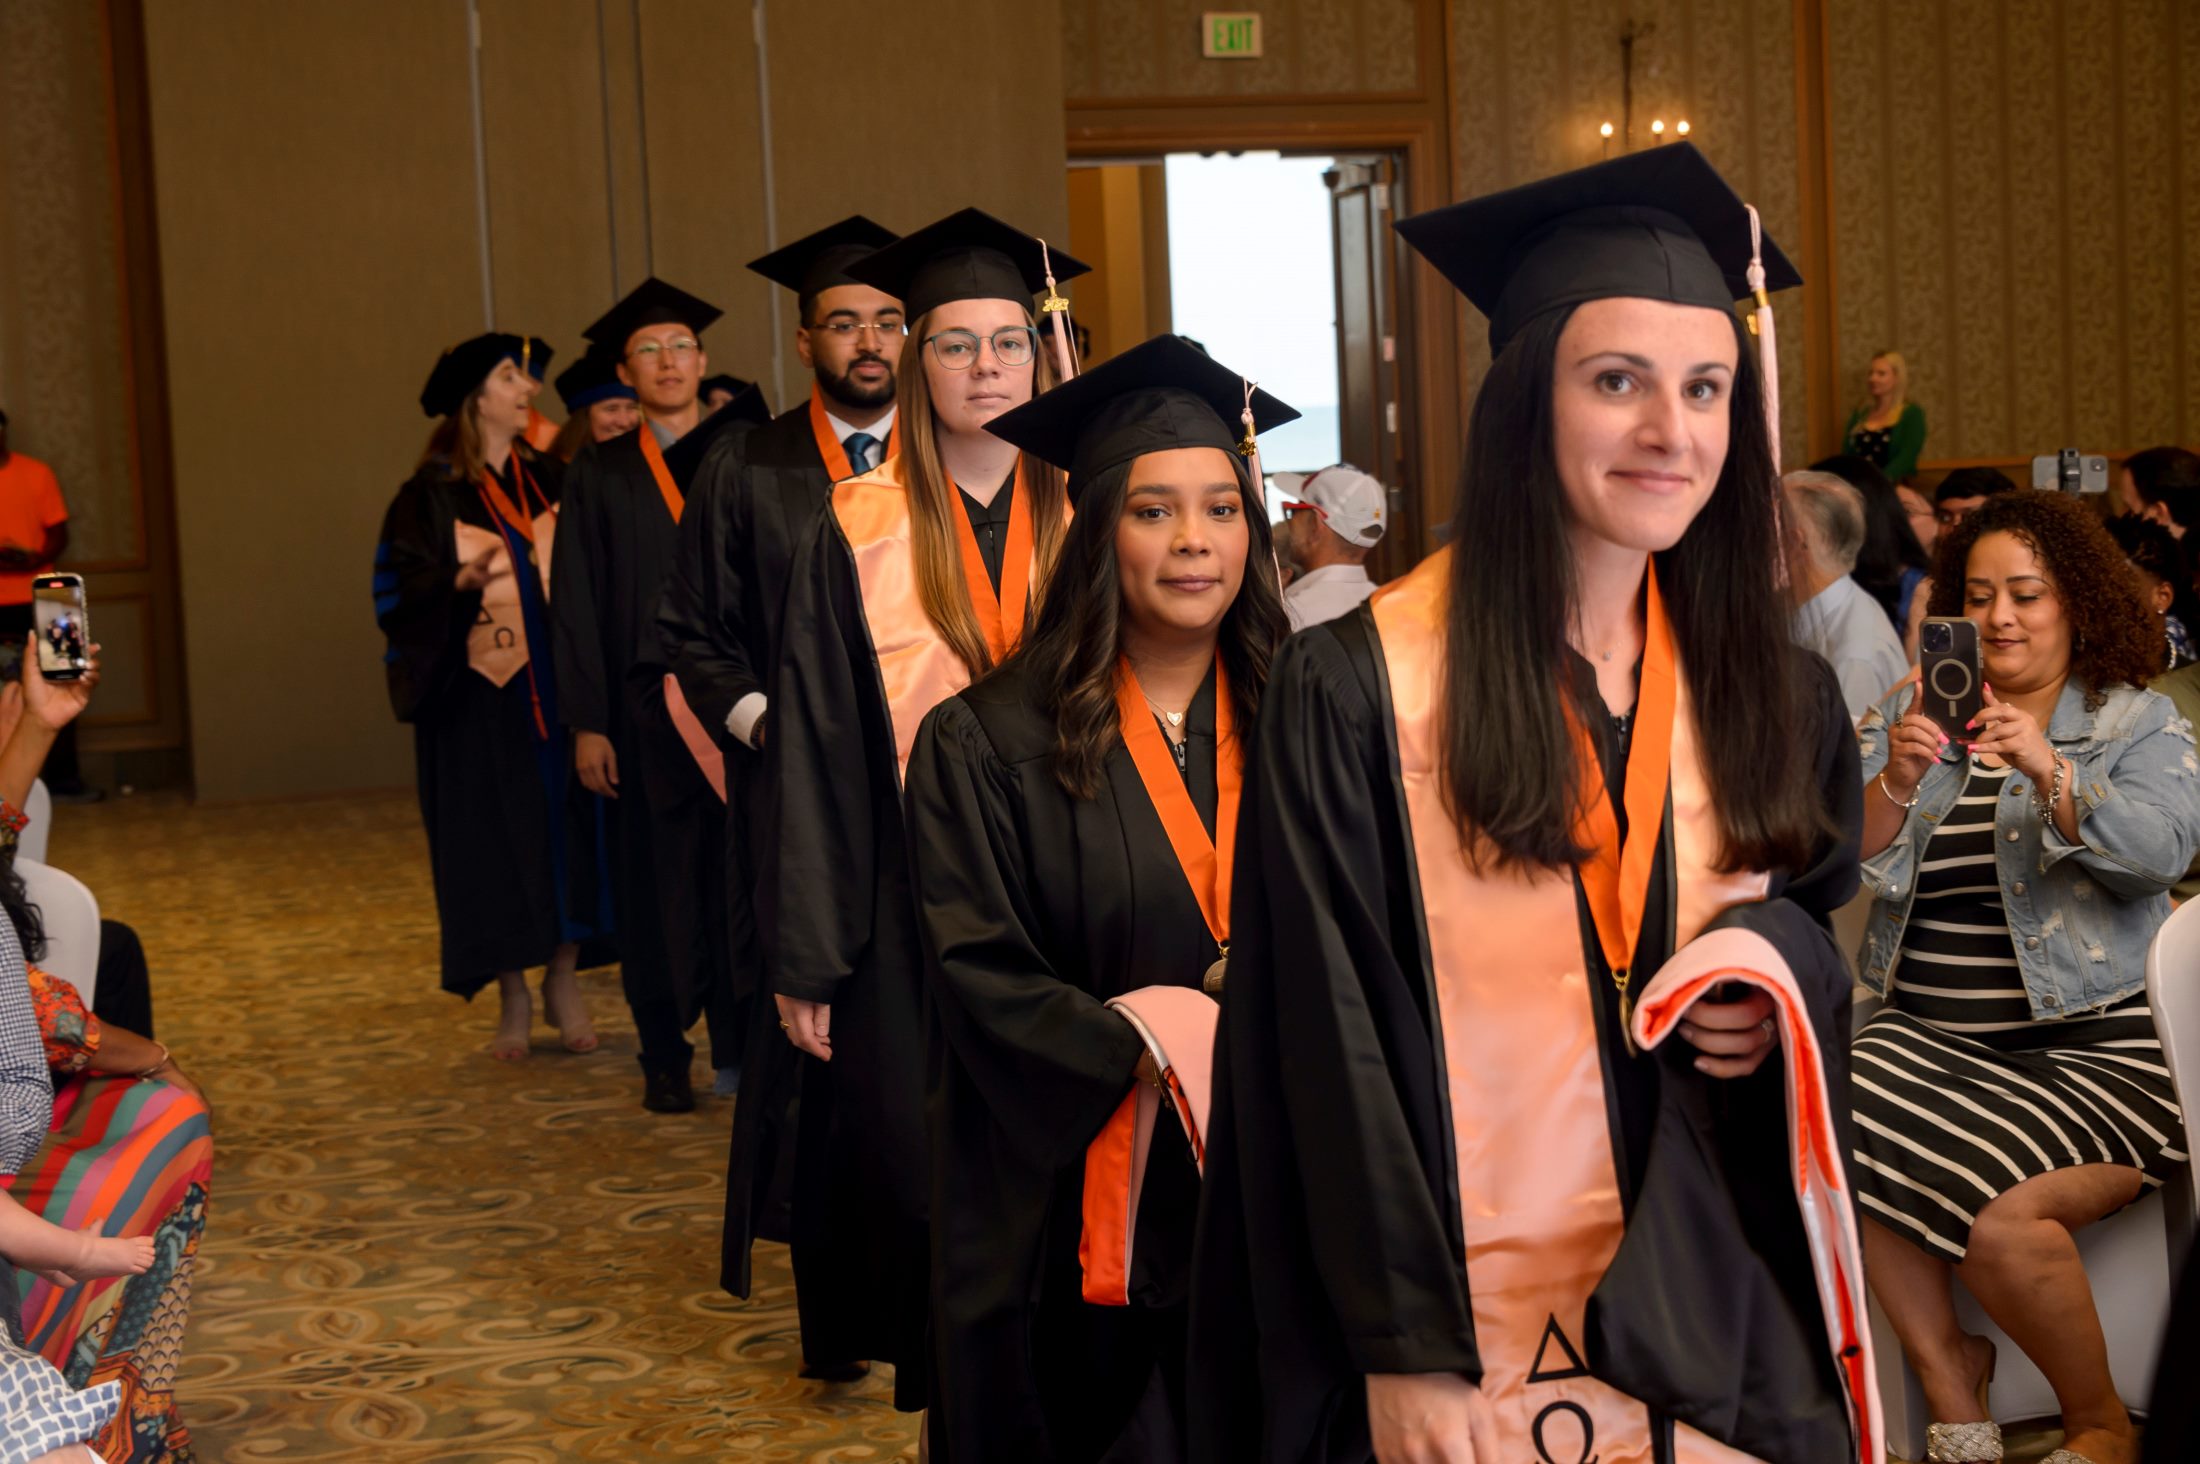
[1066,97,1461,556]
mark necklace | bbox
[1143,694,1187,731]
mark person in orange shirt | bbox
[0,409,88,801]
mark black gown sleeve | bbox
[375,475,476,723]
[764,510,880,1005]
[657,429,758,741]
[1209,627,1479,1378]
[905,697,1147,1170]
[548,453,612,737]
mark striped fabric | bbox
[5,1072,211,1463]
[1853,759,2187,1259]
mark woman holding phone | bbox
[374,332,612,1062]
[1854,490,2197,1464]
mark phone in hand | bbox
[1917,616,1984,741]
[31,573,89,682]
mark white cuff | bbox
[728,692,768,749]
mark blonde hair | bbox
[896,306,1069,678]
[1862,350,1909,414]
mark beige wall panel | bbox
[1884,1,1948,451]
[2063,0,2123,447]
[1943,0,2014,458]
[1444,0,1807,461]
[2004,0,2073,450]
[767,0,1068,283]
[2121,0,2177,447]
[0,0,138,566]
[477,0,622,392]
[633,1,775,397]
[1063,0,1417,100]
[2185,0,2200,444]
[1827,0,1890,442]
[146,0,479,802]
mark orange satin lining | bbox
[832,460,976,777]
[1079,1091,1140,1305]
[952,461,1035,663]
[1111,656,1239,946]
[808,386,900,483]
[1570,563,1677,986]
[638,425,683,521]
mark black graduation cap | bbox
[983,334,1298,498]
[747,215,901,299]
[516,335,552,381]
[846,207,1090,321]
[582,277,723,350]
[419,332,546,418]
[554,347,635,414]
[1394,142,1802,354]
[704,375,773,428]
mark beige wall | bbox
[1827,0,2200,462]
[140,0,1064,802]
[1447,0,1810,467]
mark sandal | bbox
[1924,1339,2000,1462]
[540,967,599,1054]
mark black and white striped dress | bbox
[1852,759,2187,1260]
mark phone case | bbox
[1918,617,1985,737]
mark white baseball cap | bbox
[1283,465,1387,548]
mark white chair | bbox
[15,857,98,1006]
[17,778,50,865]
[1864,899,2200,1458]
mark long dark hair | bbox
[1016,452,1287,799]
[0,856,46,964]
[1811,452,1928,625]
[1441,304,1830,873]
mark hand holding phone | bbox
[1917,617,1985,743]
[31,574,89,683]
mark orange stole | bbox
[1370,547,1769,1464]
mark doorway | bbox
[1065,147,1419,575]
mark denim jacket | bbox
[1855,680,2200,1018]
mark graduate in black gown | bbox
[550,278,763,1113]
[652,217,908,1331]
[753,209,1085,1406]
[903,336,1294,1461]
[547,346,639,464]
[1189,145,1881,1464]
[374,332,613,1058]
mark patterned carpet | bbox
[50,789,917,1462]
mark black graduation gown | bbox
[1186,611,1865,1462]
[373,456,613,996]
[550,413,748,1069]
[906,660,1212,1464]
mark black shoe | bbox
[641,1065,696,1114]
[799,1359,871,1383]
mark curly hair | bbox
[1926,490,2163,707]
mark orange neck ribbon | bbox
[637,424,683,522]
[952,460,1035,663]
[1112,655,1240,947]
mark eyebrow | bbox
[1962,575,2050,586]
[1575,350,1734,374]
[1126,481,1242,498]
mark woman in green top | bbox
[1843,349,1928,482]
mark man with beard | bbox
[654,215,902,1377]
[550,277,757,1113]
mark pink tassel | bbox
[1038,239,1078,382]
[1746,204,1781,469]
[1238,378,1265,509]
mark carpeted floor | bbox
[52,789,916,1462]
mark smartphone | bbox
[2030,449,2110,495]
[1917,616,1984,740]
[31,573,89,682]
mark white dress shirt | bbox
[1284,563,1377,633]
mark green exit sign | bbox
[1202,11,1263,58]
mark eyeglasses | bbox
[809,320,905,340]
[627,338,700,362]
[925,326,1037,370]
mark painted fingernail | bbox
[1693,1057,1713,1074]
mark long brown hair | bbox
[896,306,1069,678]
[416,385,538,483]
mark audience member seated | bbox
[2105,513,2198,670]
[1933,464,2016,534]
[2114,445,2200,544]
[1784,469,1910,721]
[1851,490,2199,1464]
[1276,464,1386,630]
[1813,450,1933,638]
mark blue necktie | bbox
[842,431,880,475]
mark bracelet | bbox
[1875,771,1922,810]
[131,1042,171,1080]
[0,799,27,836]
[2035,756,2068,823]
